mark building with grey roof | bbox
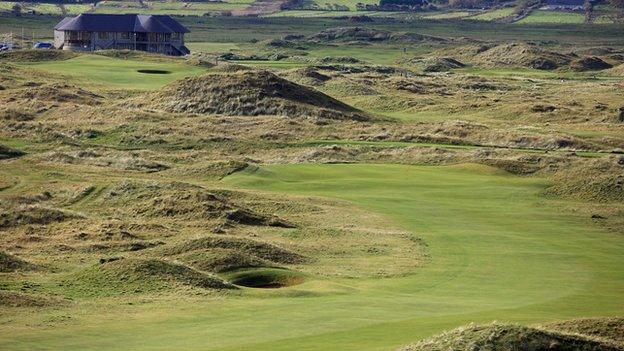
[54,14,190,56]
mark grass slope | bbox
[3,164,623,350]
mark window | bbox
[98,32,108,39]
[172,32,180,40]
[120,32,130,40]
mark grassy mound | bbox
[0,108,36,122]
[96,180,291,226]
[307,27,448,44]
[67,258,234,296]
[161,236,308,266]
[162,160,249,180]
[315,56,363,64]
[474,42,573,70]
[211,63,256,73]
[544,317,624,345]
[224,267,306,288]
[8,83,101,105]
[46,150,168,173]
[0,144,24,160]
[0,291,59,308]
[401,322,623,351]
[543,157,624,202]
[177,248,269,273]
[281,67,332,86]
[570,56,613,71]
[0,251,34,273]
[98,181,231,219]
[404,57,466,72]
[0,205,79,228]
[608,64,624,76]
[0,50,76,62]
[95,50,177,62]
[137,70,367,120]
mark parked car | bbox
[0,43,12,51]
[33,42,53,49]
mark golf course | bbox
[2,8,624,350]
[3,163,622,350]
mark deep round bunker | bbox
[225,268,306,289]
[137,69,172,74]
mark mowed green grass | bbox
[91,0,251,15]
[186,42,242,53]
[23,55,206,91]
[471,7,514,21]
[3,163,623,351]
[517,10,585,24]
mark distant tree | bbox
[11,3,22,17]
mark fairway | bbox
[4,164,623,350]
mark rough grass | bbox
[400,322,623,351]
[401,56,466,72]
[65,258,234,297]
[543,157,624,202]
[570,56,613,71]
[473,42,573,70]
[0,205,79,228]
[161,235,308,266]
[608,63,624,76]
[544,317,624,345]
[0,50,77,63]
[1,83,102,105]
[136,69,368,120]
[0,251,34,273]
[176,248,269,273]
[306,27,450,44]
[43,150,168,173]
[0,144,24,160]
[0,290,61,308]
[91,180,291,226]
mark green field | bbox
[92,0,251,15]
[24,55,206,90]
[0,1,92,15]
[518,10,585,24]
[3,163,622,350]
[186,42,241,53]
[422,11,472,19]
[471,7,514,21]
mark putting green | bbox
[24,55,206,91]
[3,163,623,351]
